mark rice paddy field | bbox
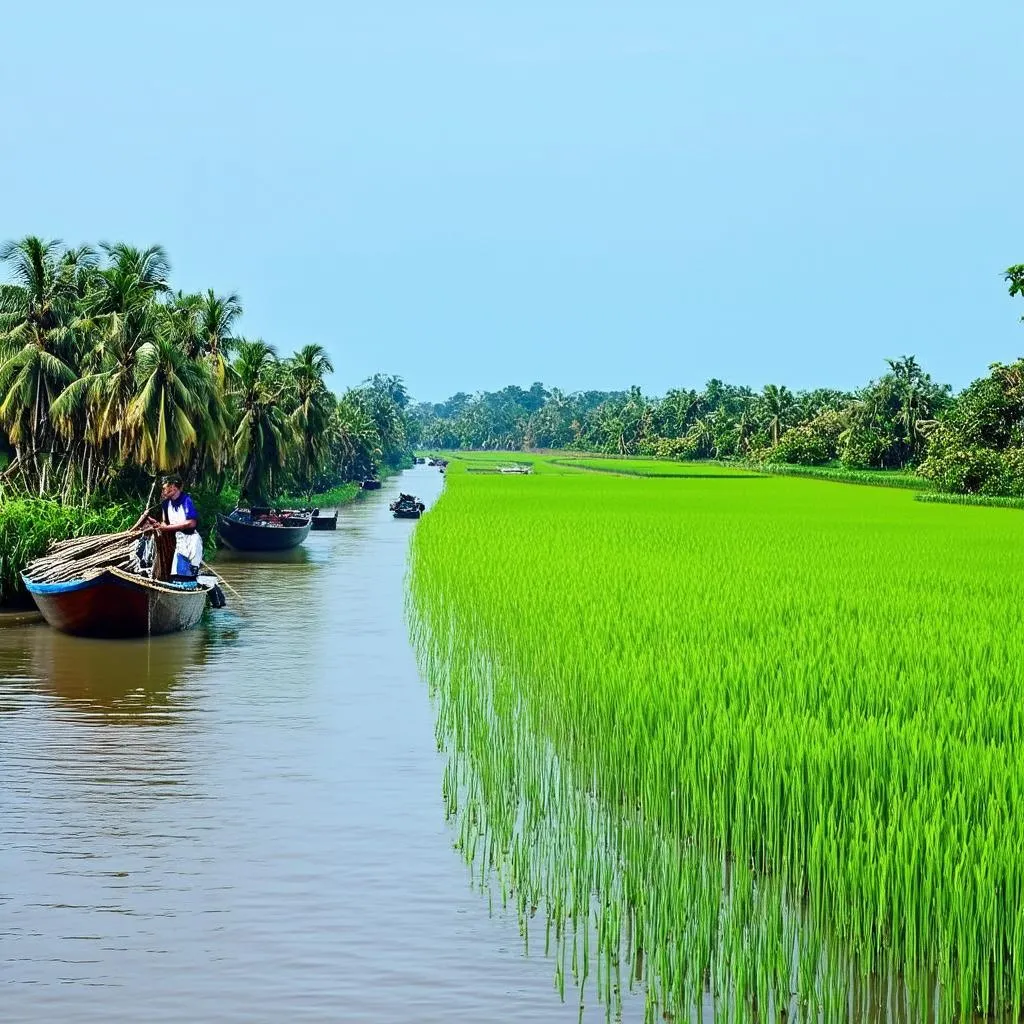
[409,454,1024,1022]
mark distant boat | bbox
[23,569,214,639]
[361,479,382,490]
[311,510,338,531]
[216,509,312,552]
[390,494,426,519]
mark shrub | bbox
[917,425,1006,494]
[763,426,830,465]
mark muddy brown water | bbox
[0,467,638,1023]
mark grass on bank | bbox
[0,499,136,606]
[410,456,1024,1022]
[0,457,411,602]
[276,482,361,509]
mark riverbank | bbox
[0,499,136,606]
[0,462,414,605]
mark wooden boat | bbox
[22,568,214,639]
[311,510,338,531]
[361,479,382,490]
[216,509,312,552]
[390,495,426,520]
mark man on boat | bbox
[150,475,204,578]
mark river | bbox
[0,467,635,1023]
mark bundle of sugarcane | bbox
[24,528,150,585]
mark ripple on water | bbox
[0,470,641,1023]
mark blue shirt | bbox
[163,493,198,529]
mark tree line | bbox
[0,237,413,505]
[410,265,1024,495]
[5,234,1022,505]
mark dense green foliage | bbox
[411,357,951,471]
[411,263,1024,496]
[0,499,134,603]
[411,458,1024,1021]
[0,236,413,504]
[917,361,1024,495]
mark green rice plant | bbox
[551,456,760,478]
[0,498,135,605]
[410,456,1024,1022]
[718,459,931,489]
[915,492,1024,511]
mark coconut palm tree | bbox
[128,332,215,472]
[758,384,797,446]
[330,391,381,480]
[365,373,409,409]
[231,339,291,502]
[884,355,949,464]
[287,344,334,493]
[0,237,96,490]
[169,289,242,387]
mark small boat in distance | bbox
[361,479,382,490]
[311,510,338,531]
[216,508,312,552]
[390,494,426,520]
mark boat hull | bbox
[392,509,421,519]
[23,571,209,639]
[310,512,338,531]
[216,513,311,551]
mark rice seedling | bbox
[410,458,1024,1022]
[723,460,930,489]
[549,456,760,478]
[915,492,1024,511]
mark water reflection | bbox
[0,619,238,725]
[1,469,616,1024]
[215,544,313,566]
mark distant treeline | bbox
[410,263,1024,497]
[410,358,1024,495]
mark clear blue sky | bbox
[3,1,1022,401]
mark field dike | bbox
[409,458,1024,1023]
